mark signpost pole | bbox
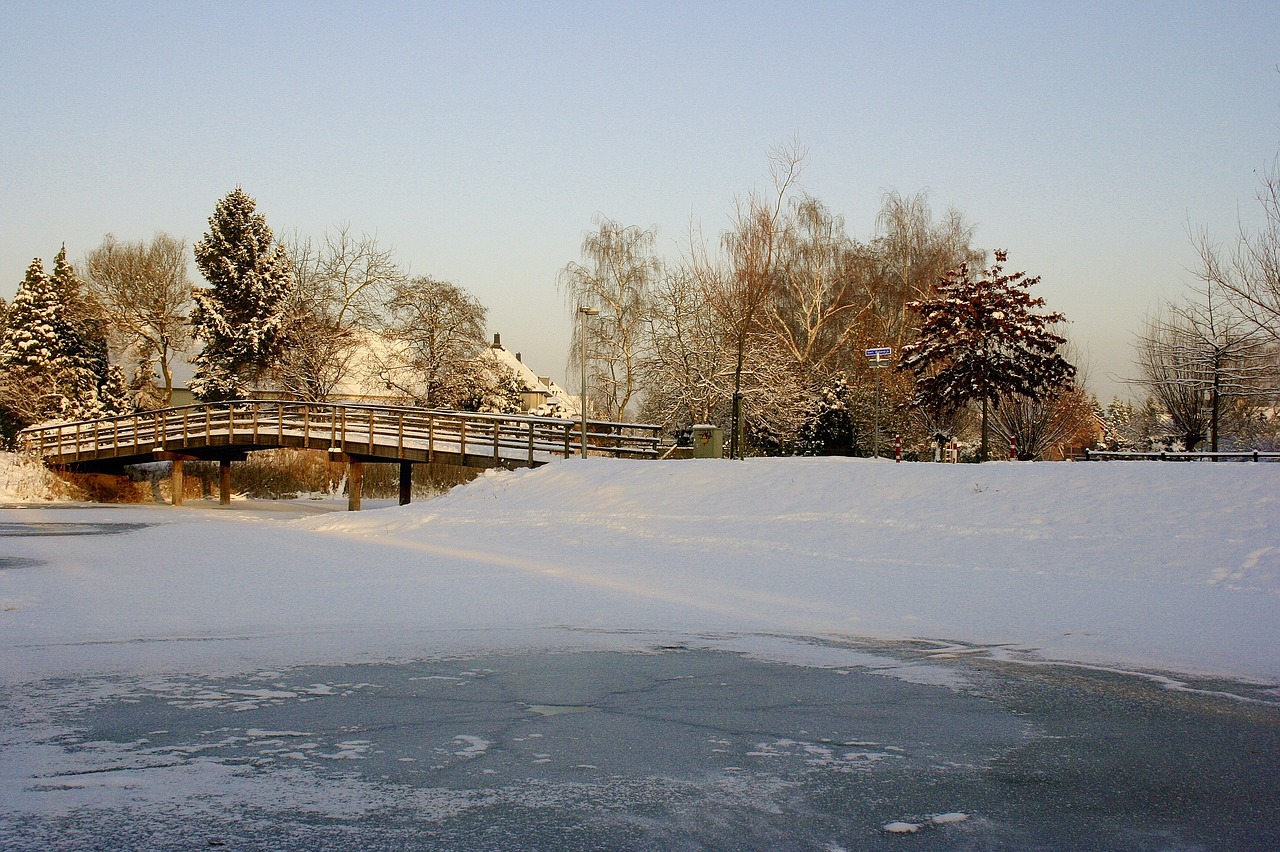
[865,347,892,459]
[874,365,880,457]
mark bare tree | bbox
[83,233,192,406]
[702,143,805,457]
[639,249,807,449]
[639,265,735,430]
[278,225,406,401]
[765,196,875,382]
[1132,311,1212,451]
[1131,285,1277,451]
[986,339,1095,460]
[871,190,982,350]
[1195,158,1280,342]
[376,276,490,408]
[989,386,1095,459]
[559,217,658,421]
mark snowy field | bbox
[2,455,1276,684]
[2,455,1278,848]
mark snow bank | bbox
[1,457,1276,683]
[0,451,72,502]
[308,457,1280,680]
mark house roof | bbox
[482,338,578,417]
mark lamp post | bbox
[578,306,599,458]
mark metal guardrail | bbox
[18,400,662,468]
[1083,448,1280,462]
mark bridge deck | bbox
[20,400,662,471]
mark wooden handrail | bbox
[18,399,663,468]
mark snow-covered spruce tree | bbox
[795,376,860,456]
[0,253,129,438]
[191,187,293,401]
[50,246,130,418]
[456,361,528,415]
[0,260,65,373]
[0,259,64,441]
[899,251,1075,460]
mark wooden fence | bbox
[1082,448,1280,462]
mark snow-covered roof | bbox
[480,338,577,418]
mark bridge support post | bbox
[399,461,412,506]
[170,459,184,506]
[220,460,232,505]
[348,459,363,512]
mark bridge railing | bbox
[19,400,663,467]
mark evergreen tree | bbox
[0,259,66,373]
[900,251,1075,460]
[795,376,860,456]
[0,252,130,435]
[191,187,293,400]
[50,246,130,418]
[49,245,97,330]
[455,362,529,414]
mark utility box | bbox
[690,425,724,459]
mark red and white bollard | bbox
[894,433,902,463]
[1009,435,1018,460]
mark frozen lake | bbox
[3,643,1277,850]
[2,456,1278,848]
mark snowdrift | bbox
[2,456,1276,683]
[310,457,1279,681]
[0,451,73,502]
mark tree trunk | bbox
[1210,372,1220,456]
[160,353,174,406]
[980,397,989,462]
[729,327,747,460]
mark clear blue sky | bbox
[3,1,1278,401]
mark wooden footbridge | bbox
[19,400,662,510]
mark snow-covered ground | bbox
[0,451,74,503]
[2,456,1276,684]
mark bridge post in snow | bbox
[348,459,363,512]
[220,460,232,505]
[399,461,412,506]
[171,459,184,506]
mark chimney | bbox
[492,333,501,348]
[516,352,522,362]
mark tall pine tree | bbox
[190,187,293,400]
[0,259,66,373]
[0,251,129,438]
[50,246,130,417]
[900,251,1075,460]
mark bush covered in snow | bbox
[0,451,78,502]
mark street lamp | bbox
[578,306,599,458]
